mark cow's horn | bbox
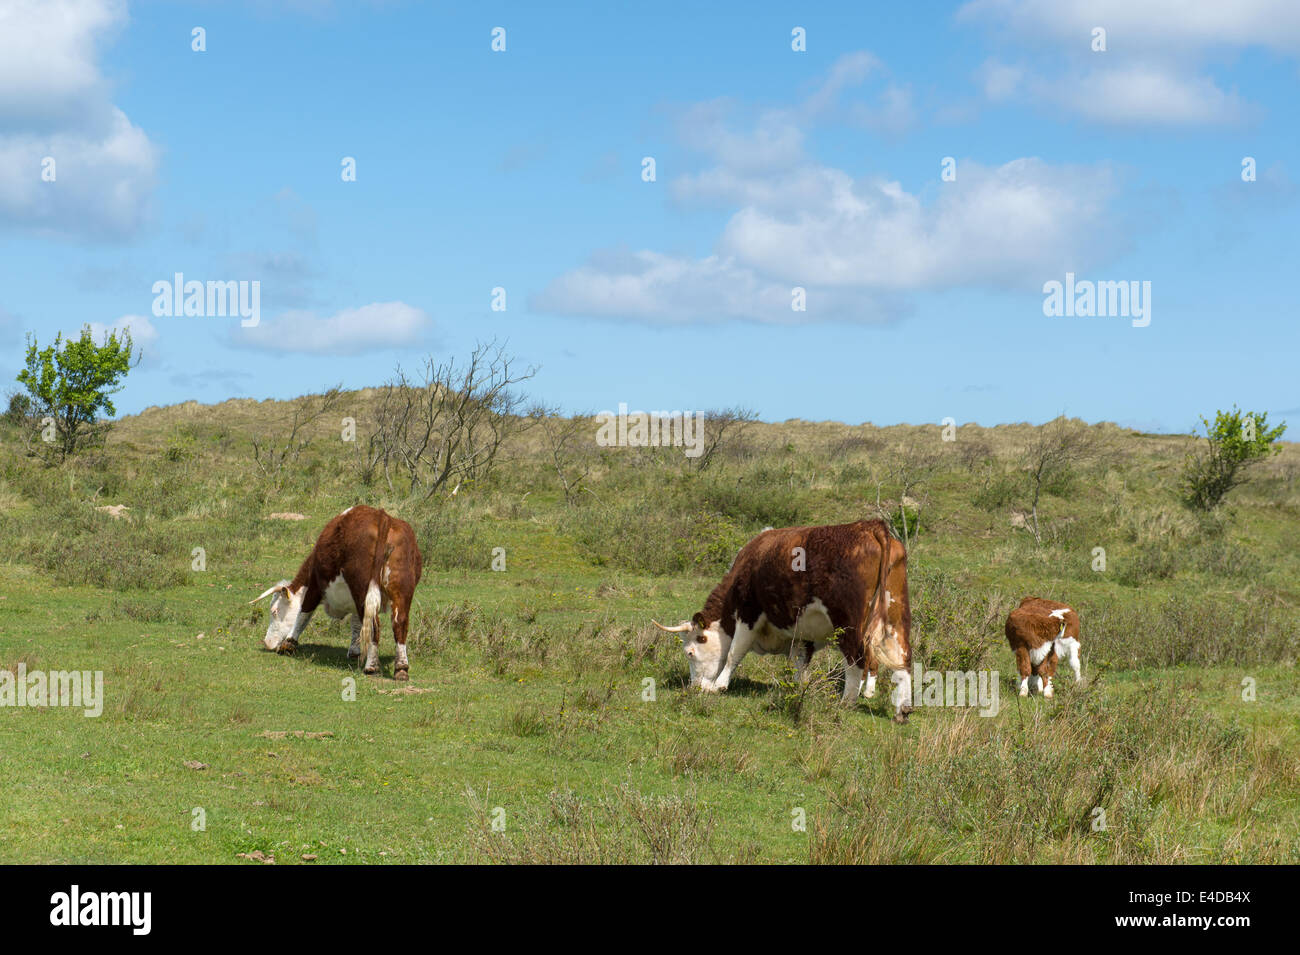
[652,619,693,633]
[249,586,280,605]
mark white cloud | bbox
[675,99,806,173]
[959,0,1300,55]
[979,60,1024,100]
[1057,66,1249,125]
[717,159,1121,291]
[850,83,917,136]
[234,302,432,355]
[803,52,883,116]
[959,0,1297,124]
[530,249,857,324]
[672,50,910,176]
[538,154,1121,323]
[538,54,1129,326]
[86,313,158,359]
[0,0,157,236]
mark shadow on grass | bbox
[289,641,396,678]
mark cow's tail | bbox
[868,522,906,670]
[359,510,393,652]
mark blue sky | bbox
[1,0,1296,432]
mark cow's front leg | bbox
[840,638,865,705]
[791,641,815,686]
[279,610,314,654]
[863,667,878,697]
[890,666,914,723]
[348,617,362,660]
[1037,649,1058,698]
[712,625,756,692]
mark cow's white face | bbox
[682,619,729,688]
[260,581,304,651]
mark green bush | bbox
[1182,407,1286,510]
[416,503,497,571]
[28,506,190,590]
[565,498,746,576]
[972,469,1021,511]
[3,392,32,426]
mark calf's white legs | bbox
[1056,636,1082,682]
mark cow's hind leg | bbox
[1014,647,1032,697]
[360,582,382,675]
[391,595,411,681]
[1057,636,1082,683]
[1039,650,1059,699]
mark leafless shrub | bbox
[251,386,342,486]
[363,340,536,497]
[957,437,995,471]
[828,433,885,461]
[872,443,942,547]
[694,407,759,471]
[531,404,596,505]
[1017,417,1098,545]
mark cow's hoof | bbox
[277,640,298,656]
[893,710,911,724]
[394,668,409,682]
[363,664,379,675]
[347,650,361,661]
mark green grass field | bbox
[1,395,1297,863]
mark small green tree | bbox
[16,325,138,460]
[2,391,32,426]
[1181,406,1287,510]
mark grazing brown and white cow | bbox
[654,519,914,721]
[1004,597,1081,698]
[251,505,423,679]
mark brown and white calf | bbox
[654,519,914,721]
[1004,597,1082,698]
[251,505,423,679]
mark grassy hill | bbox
[1,392,1297,863]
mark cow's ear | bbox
[691,612,706,629]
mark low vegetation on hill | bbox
[0,386,1296,863]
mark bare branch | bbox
[362,340,537,497]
